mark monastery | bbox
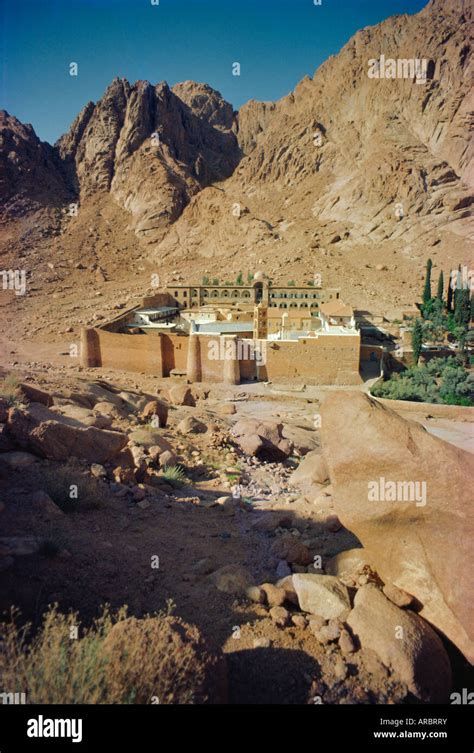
[81,273,382,384]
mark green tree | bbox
[236,271,244,286]
[436,271,444,302]
[455,288,470,329]
[412,318,423,363]
[212,278,219,286]
[247,272,254,283]
[202,276,209,285]
[422,258,432,305]
[447,270,454,312]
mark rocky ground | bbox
[0,363,472,704]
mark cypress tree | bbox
[447,270,454,312]
[436,271,444,302]
[422,258,432,305]
[412,318,423,363]
[455,289,471,329]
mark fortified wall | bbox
[80,327,362,385]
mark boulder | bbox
[326,548,375,579]
[276,575,299,605]
[29,422,127,463]
[167,385,196,407]
[30,490,63,518]
[347,585,452,703]
[50,404,113,429]
[0,450,37,468]
[260,583,287,607]
[140,399,168,428]
[158,450,178,468]
[129,430,171,450]
[94,401,128,419]
[177,416,207,435]
[269,606,290,627]
[320,392,474,663]
[209,564,254,594]
[289,450,330,490]
[231,418,293,462]
[292,574,351,619]
[218,403,236,416]
[15,383,54,407]
[270,534,312,565]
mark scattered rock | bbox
[270,606,290,627]
[270,534,312,565]
[167,386,196,407]
[140,399,168,428]
[253,637,271,649]
[231,418,293,462]
[210,564,254,594]
[383,583,415,609]
[90,463,107,479]
[177,416,207,435]
[339,629,356,655]
[246,586,265,604]
[293,574,351,619]
[291,614,308,629]
[289,450,330,490]
[260,583,287,608]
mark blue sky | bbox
[1,0,427,144]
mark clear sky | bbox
[1,0,427,145]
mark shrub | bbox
[373,356,473,406]
[0,604,226,704]
[0,374,22,407]
[161,464,186,487]
[42,460,104,512]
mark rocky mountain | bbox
[155,0,473,272]
[0,0,472,314]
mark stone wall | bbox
[81,328,361,385]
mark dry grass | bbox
[41,460,104,512]
[0,602,226,704]
[0,374,23,408]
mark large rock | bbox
[167,385,196,407]
[30,422,128,463]
[209,564,254,594]
[0,450,37,468]
[320,392,474,663]
[270,534,312,565]
[140,399,168,427]
[15,383,54,407]
[177,416,207,435]
[289,450,330,491]
[231,418,293,462]
[347,585,452,703]
[292,574,351,619]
